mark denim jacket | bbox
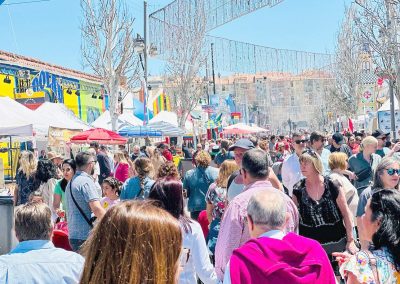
[183,166,218,212]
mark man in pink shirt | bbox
[215,149,299,281]
[224,190,335,284]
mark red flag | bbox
[377,78,384,86]
[348,118,354,133]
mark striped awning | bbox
[148,121,185,137]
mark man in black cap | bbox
[371,129,390,157]
[226,138,255,202]
[328,132,352,158]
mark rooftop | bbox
[0,50,102,83]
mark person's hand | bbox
[346,240,359,255]
[332,251,352,266]
[392,142,400,153]
[56,209,65,218]
[348,171,356,180]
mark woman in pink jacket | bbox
[112,151,130,183]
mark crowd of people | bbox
[1,131,400,283]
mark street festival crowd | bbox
[0,130,400,283]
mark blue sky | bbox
[0,0,351,75]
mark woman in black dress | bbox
[292,149,357,277]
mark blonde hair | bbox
[328,152,348,171]
[147,146,165,177]
[80,201,182,284]
[216,160,239,188]
[258,140,268,151]
[18,151,37,177]
[299,150,324,175]
[114,151,128,164]
[360,136,378,152]
[195,150,211,168]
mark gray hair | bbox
[15,203,52,241]
[247,190,286,229]
[373,157,400,189]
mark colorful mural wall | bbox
[0,63,106,123]
[152,93,171,115]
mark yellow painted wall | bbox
[63,89,80,117]
[0,74,16,99]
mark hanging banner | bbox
[48,127,82,147]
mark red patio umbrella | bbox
[70,128,127,145]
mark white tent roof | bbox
[91,110,142,130]
[378,96,399,112]
[35,102,90,131]
[149,111,179,127]
[0,97,36,137]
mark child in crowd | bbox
[100,177,121,210]
[28,190,44,203]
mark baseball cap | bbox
[332,132,344,145]
[228,139,255,151]
[371,129,389,138]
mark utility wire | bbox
[3,0,50,6]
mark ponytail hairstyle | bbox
[102,177,122,196]
[220,139,230,155]
[134,157,154,195]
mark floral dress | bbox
[205,183,226,220]
[15,170,35,205]
[205,183,227,253]
[340,248,400,284]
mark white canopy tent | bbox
[91,110,143,130]
[149,111,185,136]
[149,111,179,126]
[0,97,36,137]
[377,96,399,112]
[34,102,91,133]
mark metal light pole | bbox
[388,1,399,139]
[211,43,216,95]
[143,0,149,125]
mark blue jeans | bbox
[207,218,221,254]
[69,238,86,253]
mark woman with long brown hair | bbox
[205,160,239,254]
[120,157,155,200]
[80,201,182,284]
[149,179,217,284]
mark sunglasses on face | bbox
[295,139,308,144]
[386,168,400,176]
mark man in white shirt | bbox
[281,133,306,196]
[310,131,331,176]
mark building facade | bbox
[0,50,106,123]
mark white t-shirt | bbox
[179,221,217,284]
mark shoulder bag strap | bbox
[69,180,93,228]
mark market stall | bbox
[70,128,127,145]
